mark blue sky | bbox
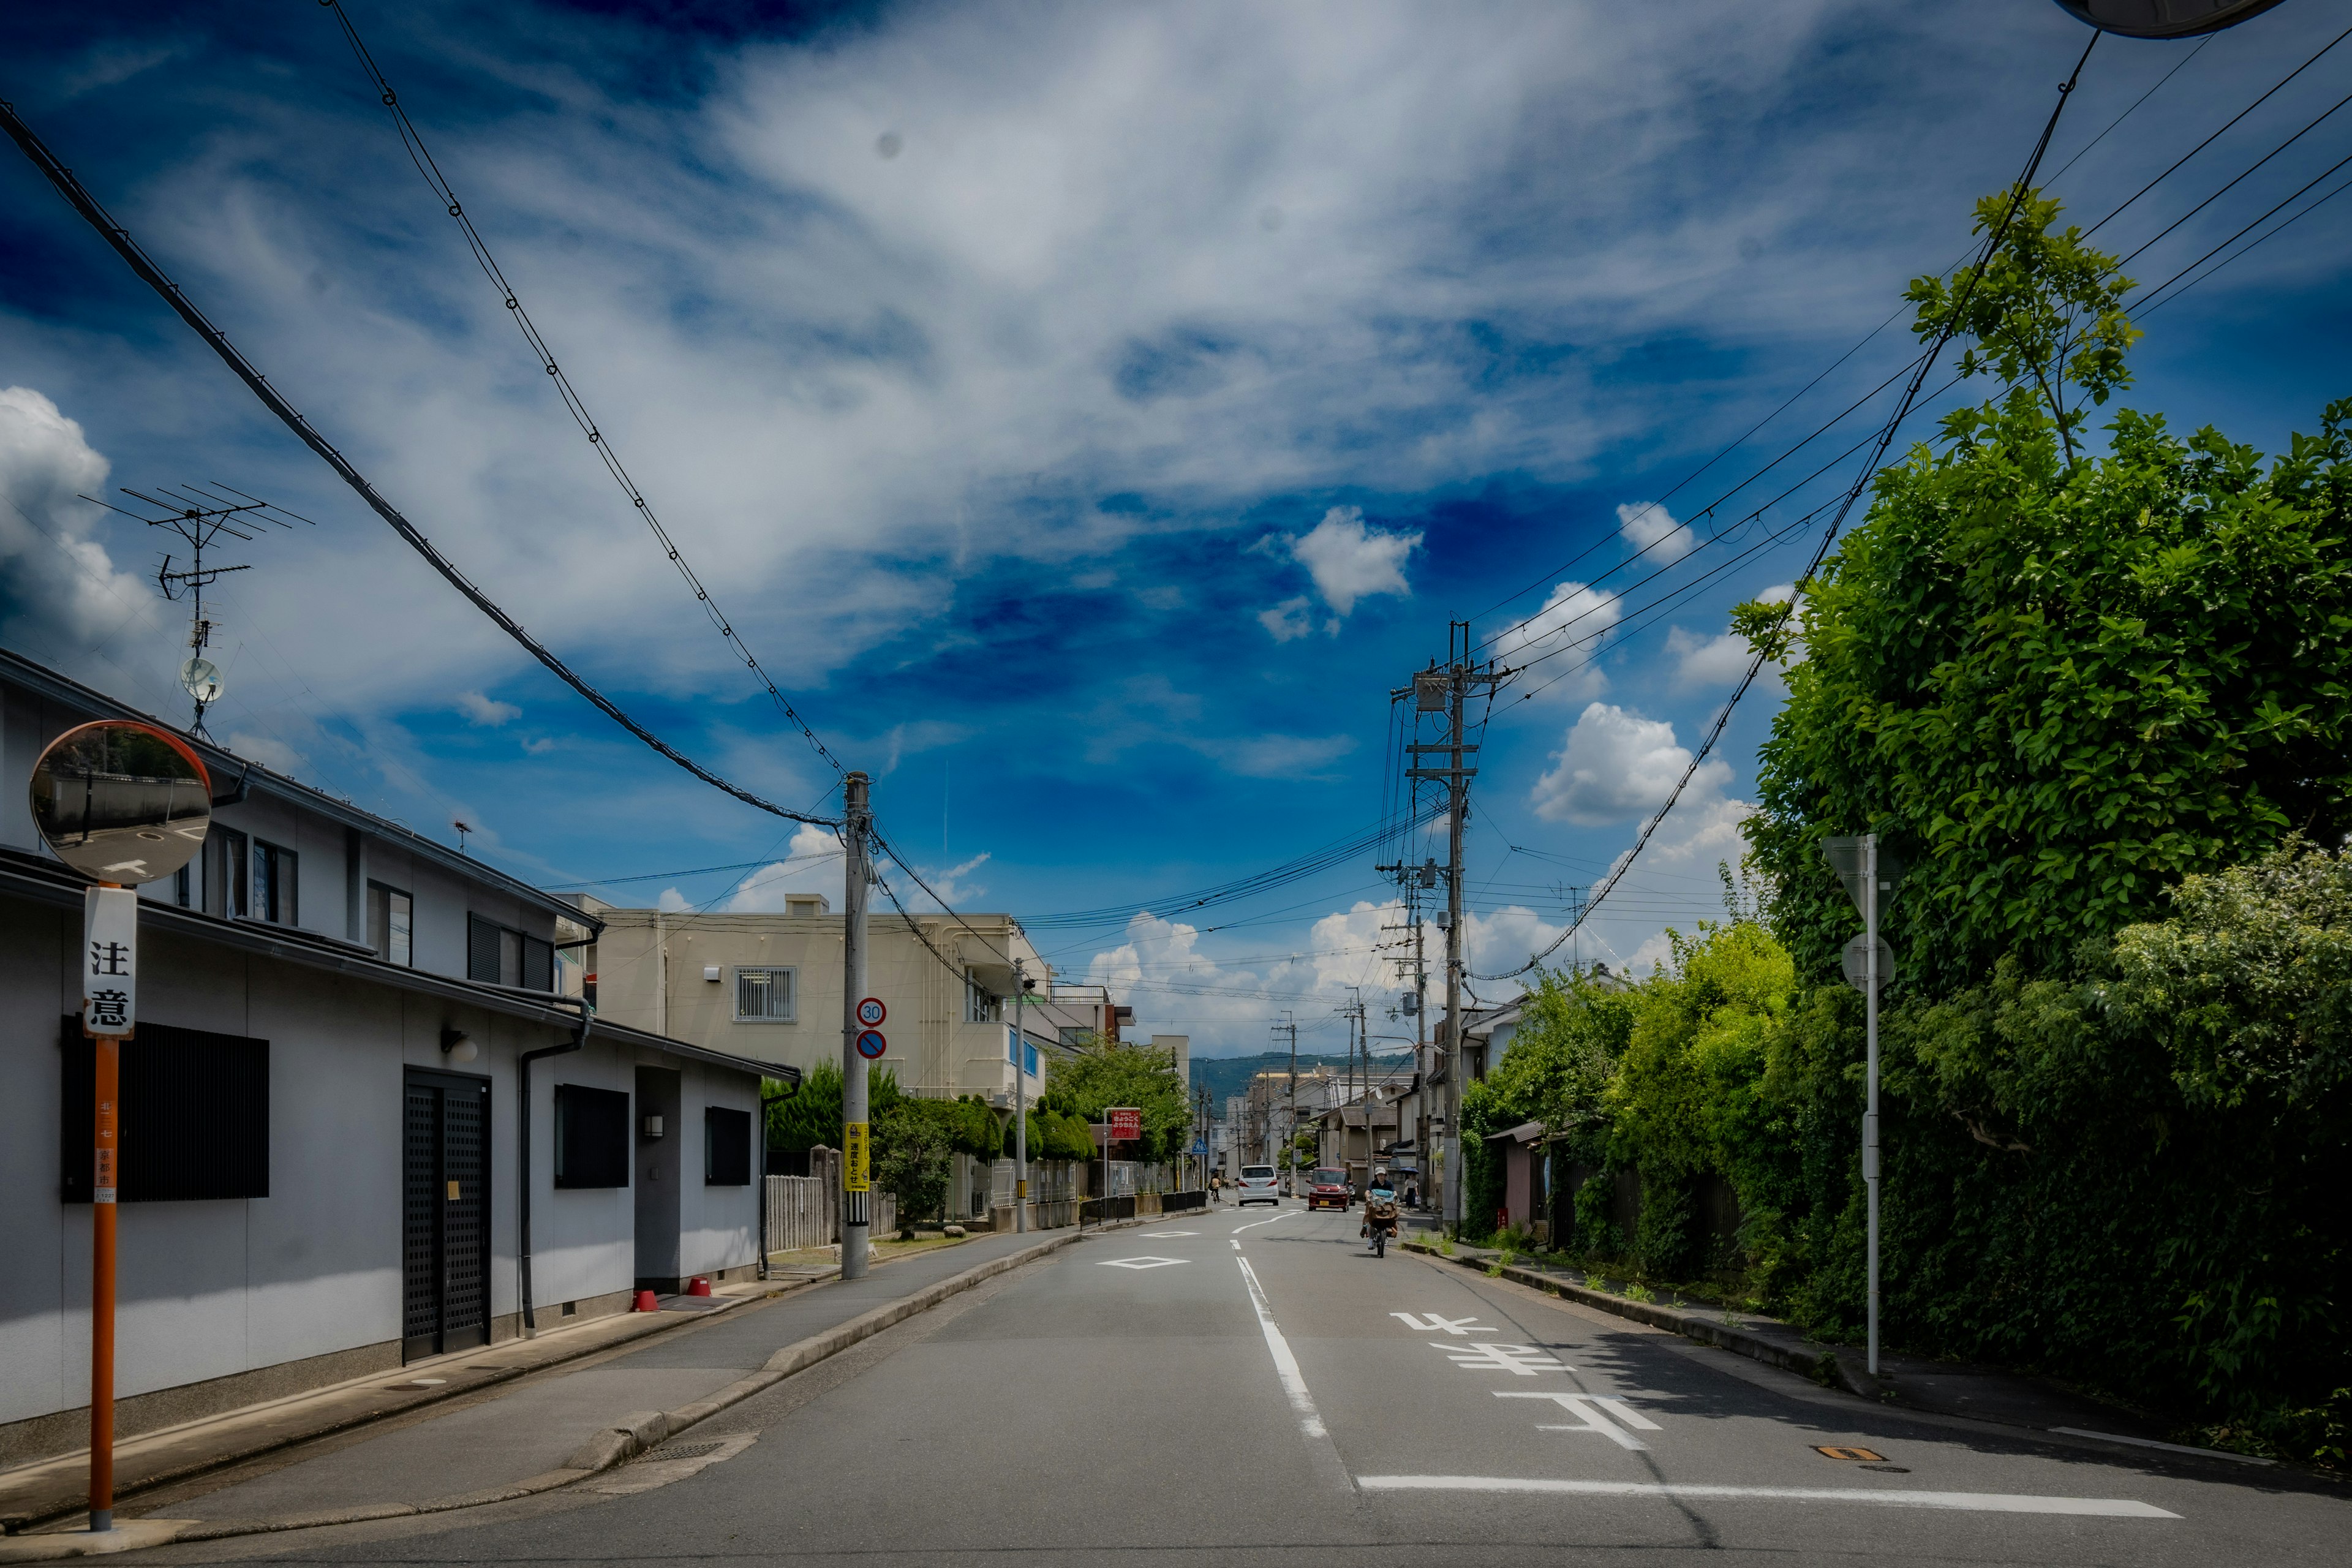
[3,1,2348,1053]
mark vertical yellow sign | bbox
[843,1121,870,1193]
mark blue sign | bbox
[856,1029,887,1060]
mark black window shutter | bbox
[60,1017,270,1202]
[467,915,500,984]
[554,1084,630,1188]
[521,935,553,992]
[704,1106,751,1186]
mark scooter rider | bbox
[1363,1168,1400,1256]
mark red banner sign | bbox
[1107,1107,1142,1142]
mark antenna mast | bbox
[83,483,312,737]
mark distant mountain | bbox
[1190,1049,1415,1117]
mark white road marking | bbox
[1232,1210,1301,1234]
[1392,1311,1495,1336]
[1140,1230,1200,1237]
[1496,1391,1656,1451]
[1231,1240,1242,1250]
[1591,1395,1660,1431]
[1434,1342,1570,1376]
[1352,1477,2179,1517]
[1237,1256,1328,1440]
[1097,1256,1187,1270]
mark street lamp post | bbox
[1822,833,1903,1379]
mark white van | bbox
[1236,1164,1281,1207]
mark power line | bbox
[0,95,843,831]
[318,0,845,780]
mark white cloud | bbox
[223,731,306,778]
[1493,579,1619,698]
[0,387,154,654]
[722,821,846,911]
[1257,595,1316,642]
[1286,506,1421,617]
[1529,701,1728,826]
[1088,902,1413,1053]
[1617,502,1695,563]
[1192,732,1356,779]
[1664,626,1754,688]
[455,690,521,726]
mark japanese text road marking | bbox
[1434,1342,1569,1376]
[1496,1391,1660,1452]
[1392,1312,1494,1336]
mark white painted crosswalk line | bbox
[1353,1477,2180,1517]
[1391,1312,1495,1335]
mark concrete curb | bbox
[0,1227,1106,1560]
[1401,1240,1860,1394]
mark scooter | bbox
[1362,1194,1400,1257]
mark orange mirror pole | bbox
[90,1021,118,1532]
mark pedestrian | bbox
[1404,1181,1419,1209]
[1209,1172,1222,1205]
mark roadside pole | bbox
[1864,834,1881,1376]
[1012,957,1027,1234]
[85,885,135,1534]
[841,772,872,1280]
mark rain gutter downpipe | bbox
[519,1000,592,1337]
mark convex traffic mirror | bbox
[29,720,211,883]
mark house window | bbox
[59,1017,269,1202]
[469,914,554,991]
[735,967,796,1022]
[553,1084,630,1188]
[211,826,248,919]
[369,882,413,967]
[704,1106,752,1186]
[252,840,297,925]
[964,973,998,1023]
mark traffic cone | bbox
[633,1289,659,1312]
[688,1276,712,1297]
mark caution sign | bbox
[843,1120,870,1193]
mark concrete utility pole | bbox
[1283,1013,1298,1189]
[841,772,872,1280]
[1864,834,1882,1376]
[1401,626,1494,1232]
[1012,956,1028,1234]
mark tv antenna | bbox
[81,483,314,737]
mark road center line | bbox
[1232,1210,1302,1234]
[1352,1477,2178,1517]
[1235,1256,1327,1440]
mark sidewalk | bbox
[0,1224,1097,1558]
[1402,1233,2236,1455]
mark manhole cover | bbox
[642,1440,724,1462]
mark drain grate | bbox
[641,1440,725,1463]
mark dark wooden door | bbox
[402,1069,491,1362]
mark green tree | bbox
[1040,1035,1192,1159]
[1741,190,2352,998]
[873,1097,951,1232]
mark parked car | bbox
[1235,1164,1282,1207]
[1305,1168,1351,1211]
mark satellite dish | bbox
[180,656,224,706]
[2049,0,2289,38]
[28,720,212,884]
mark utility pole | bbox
[840,772,872,1280]
[1283,1012,1298,1193]
[1400,623,1499,1233]
[1012,956,1028,1234]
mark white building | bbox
[0,647,771,1471]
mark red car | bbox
[1305,1168,1351,1211]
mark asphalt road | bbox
[149,1200,2351,1566]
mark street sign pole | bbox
[85,884,135,1534]
[29,720,210,1539]
[1864,834,1881,1378]
[841,772,872,1280]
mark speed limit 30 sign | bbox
[856,997,886,1027]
